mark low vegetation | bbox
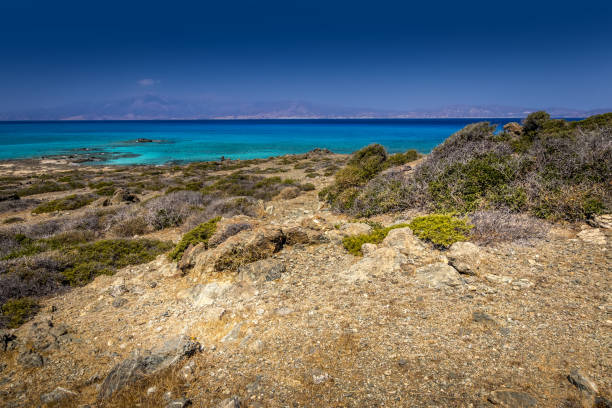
[408,214,472,248]
[342,223,410,256]
[0,297,39,329]
[319,144,420,212]
[322,112,611,221]
[32,194,96,214]
[169,217,221,261]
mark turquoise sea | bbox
[0,119,524,165]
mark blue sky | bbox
[1,0,611,111]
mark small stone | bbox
[472,311,497,326]
[216,396,241,408]
[488,390,538,407]
[447,241,482,275]
[568,368,598,394]
[40,387,78,404]
[166,397,192,408]
[146,386,157,395]
[312,369,330,384]
[109,283,128,297]
[148,281,158,288]
[112,297,128,308]
[275,307,293,316]
[17,350,44,368]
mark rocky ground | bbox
[0,155,610,408]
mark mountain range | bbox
[0,95,608,120]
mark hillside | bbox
[0,112,610,407]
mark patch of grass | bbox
[385,149,419,167]
[17,181,71,197]
[1,297,39,329]
[32,194,95,214]
[169,217,221,261]
[342,223,409,256]
[62,239,172,286]
[408,214,472,248]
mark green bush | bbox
[385,149,419,167]
[301,183,316,191]
[95,186,116,196]
[408,214,472,248]
[169,217,220,261]
[32,194,95,214]
[342,223,409,256]
[1,297,39,328]
[62,239,172,286]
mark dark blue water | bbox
[0,119,522,165]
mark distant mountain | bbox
[0,95,608,120]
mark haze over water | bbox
[0,119,524,165]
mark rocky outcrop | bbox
[40,386,78,405]
[339,222,372,236]
[488,390,537,407]
[344,247,408,281]
[414,263,462,288]
[447,241,482,275]
[588,214,612,229]
[98,335,200,399]
[238,258,286,283]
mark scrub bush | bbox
[408,214,472,248]
[169,217,220,261]
[342,223,410,256]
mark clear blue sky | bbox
[1,0,611,111]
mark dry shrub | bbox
[145,191,207,230]
[469,210,550,245]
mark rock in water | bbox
[488,390,538,407]
[447,241,482,275]
[414,263,462,288]
[98,336,199,399]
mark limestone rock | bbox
[381,227,442,266]
[40,387,78,404]
[588,214,612,229]
[568,368,598,394]
[166,398,192,408]
[414,263,462,288]
[217,396,241,408]
[238,258,286,283]
[17,349,44,368]
[339,223,372,236]
[361,243,377,256]
[177,282,232,308]
[447,241,482,275]
[1,329,18,352]
[344,247,407,281]
[488,390,537,407]
[577,228,607,245]
[186,226,286,277]
[98,335,199,399]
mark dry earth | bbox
[0,156,610,408]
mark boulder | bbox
[414,263,462,288]
[568,368,598,394]
[381,227,442,266]
[217,396,242,408]
[17,349,44,368]
[276,186,300,200]
[577,228,607,245]
[40,387,78,404]
[98,335,199,399]
[588,214,612,229]
[360,243,377,256]
[344,247,407,282]
[488,390,537,407]
[0,329,18,352]
[447,241,482,275]
[339,223,372,236]
[185,226,286,278]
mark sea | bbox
[0,119,527,165]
